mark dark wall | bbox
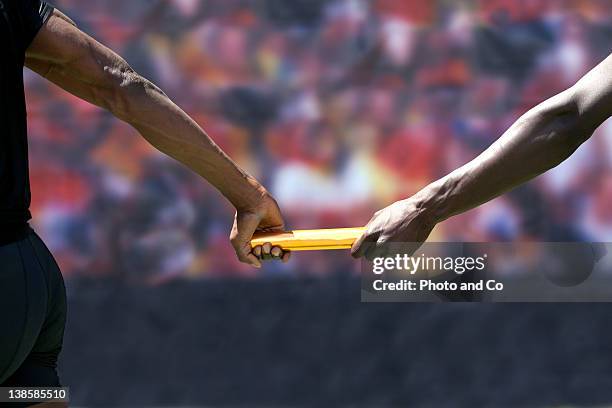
[62,277,612,407]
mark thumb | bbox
[231,212,262,268]
[351,229,371,259]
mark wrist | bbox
[230,175,270,213]
[412,180,451,225]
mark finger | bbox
[367,241,395,260]
[351,230,369,258]
[253,245,263,258]
[235,249,261,267]
[365,244,384,262]
[245,253,262,268]
[281,250,292,263]
[351,233,366,258]
[231,212,262,267]
[364,236,392,262]
[234,246,262,268]
[270,246,283,258]
[262,242,273,256]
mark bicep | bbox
[25,9,135,111]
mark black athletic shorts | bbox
[0,227,67,403]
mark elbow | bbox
[96,65,154,122]
[538,110,594,170]
[107,67,141,121]
[103,88,131,122]
[558,85,599,147]
[554,100,595,155]
[534,87,595,162]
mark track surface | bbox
[62,277,612,406]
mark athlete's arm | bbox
[353,53,612,259]
[25,9,289,266]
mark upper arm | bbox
[25,8,140,114]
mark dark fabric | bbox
[0,0,53,245]
[0,228,66,393]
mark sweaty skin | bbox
[353,53,612,260]
[25,9,289,267]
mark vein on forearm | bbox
[105,67,260,206]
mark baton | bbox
[250,227,366,251]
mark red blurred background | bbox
[25,0,612,280]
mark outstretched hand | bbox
[230,193,291,268]
[351,197,437,260]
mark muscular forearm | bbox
[25,7,288,267]
[353,57,611,259]
[107,71,266,210]
[416,90,589,223]
[415,54,612,224]
[26,20,266,210]
[349,98,589,258]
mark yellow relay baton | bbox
[250,227,366,251]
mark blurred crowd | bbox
[25,0,612,281]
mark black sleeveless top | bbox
[0,0,53,245]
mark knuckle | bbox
[364,232,377,243]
